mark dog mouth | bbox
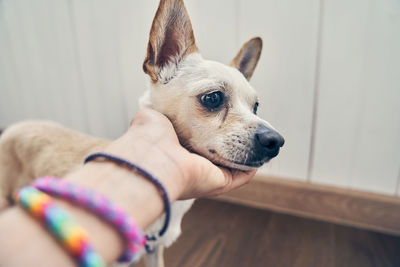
[225,158,270,171]
[231,159,267,168]
[206,149,269,171]
[181,139,275,171]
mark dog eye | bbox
[253,102,259,114]
[200,91,224,111]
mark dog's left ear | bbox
[143,0,198,83]
[230,37,263,80]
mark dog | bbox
[0,0,284,266]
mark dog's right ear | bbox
[143,0,198,83]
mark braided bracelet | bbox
[14,186,106,267]
[32,177,146,263]
[84,153,171,237]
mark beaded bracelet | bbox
[84,152,171,253]
[32,177,146,263]
[14,186,106,267]
[84,153,171,237]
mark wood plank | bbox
[237,0,320,180]
[310,0,400,194]
[334,224,400,267]
[214,173,400,236]
[164,199,335,267]
[137,199,400,267]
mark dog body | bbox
[0,0,284,266]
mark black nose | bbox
[254,125,285,158]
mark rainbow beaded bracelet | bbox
[15,186,106,267]
[32,177,146,263]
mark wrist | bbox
[102,136,190,200]
[65,152,186,227]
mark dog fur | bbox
[0,0,283,266]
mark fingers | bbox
[109,108,181,161]
[126,108,259,199]
[130,108,172,128]
[128,108,180,143]
[216,168,256,195]
[192,166,256,198]
[229,169,257,190]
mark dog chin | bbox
[184,144,266,171]
[225,159,268,171]
[221,161,259,171]
[205,151,267,171]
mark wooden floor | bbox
[137,199,400,267]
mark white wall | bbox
[0,0,399,196]
[310,0,400,195]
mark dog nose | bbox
[255,125,285,157]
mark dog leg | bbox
[144,245,165,267]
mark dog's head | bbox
[142,0,284,171]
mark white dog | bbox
[0,0,284,266]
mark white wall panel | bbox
[29,0,88,132]
[186,0,237,64]
[0,0,43,123]
[237,0,320,180]
[310,0,400,194]
[397,170,400,196]
[112,0,158,119]
[1,0,399,195]
[70,0,130,138]
[0,4,25,127]
[0,0,88,132]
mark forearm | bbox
[0,162,181,266]
[0,108,256,266]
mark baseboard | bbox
[213,174,400,236]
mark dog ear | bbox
[230,37,262,80]
[143,0,198,83]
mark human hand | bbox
[0,109,257,267]
[104,108,257,200]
